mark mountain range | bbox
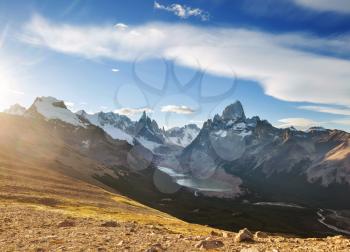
[2,96,350,236]
[179,101,350,208]
[76,105,200,151]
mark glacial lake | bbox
[157,166,233,192]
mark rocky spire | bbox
[221,101,246,121]
[141,111,147,121]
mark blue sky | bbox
[0,0,350,131]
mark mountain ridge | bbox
[3,97,350,207]
[4,97,348,135]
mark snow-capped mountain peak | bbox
[28,97,88,128]
[77,110,135,144]
[165,124,200,147]
[3,104,26,116]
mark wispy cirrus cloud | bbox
[114,107,153,116]
[154,1,209,21]
[161,105,195,114]
[19,15,350,109]
[299,105,350,116]
[293,0,350,14]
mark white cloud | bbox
[293,0,350,14]
[154,1,209,21]
[114,23,128,31]
[161,105,195,114]
[20,15,350,108]
[299,105,350,116]
[111,68,119,72]
[114,107,153,116]
[277,118,322,129]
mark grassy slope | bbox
[0,114,215,235]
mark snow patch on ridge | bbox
[77,111,134,144]
[102,125,134,144]
[166,126,200,147]
[137,137,161,152]
[34,97,87,127]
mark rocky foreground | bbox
[1,203,349,252]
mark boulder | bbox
[235,228,254,243]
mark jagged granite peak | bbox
[134,111,165,144]
[141,110,147,120]
[27,97,88,128]
[221,101,246,121]
[3,104,26,116]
